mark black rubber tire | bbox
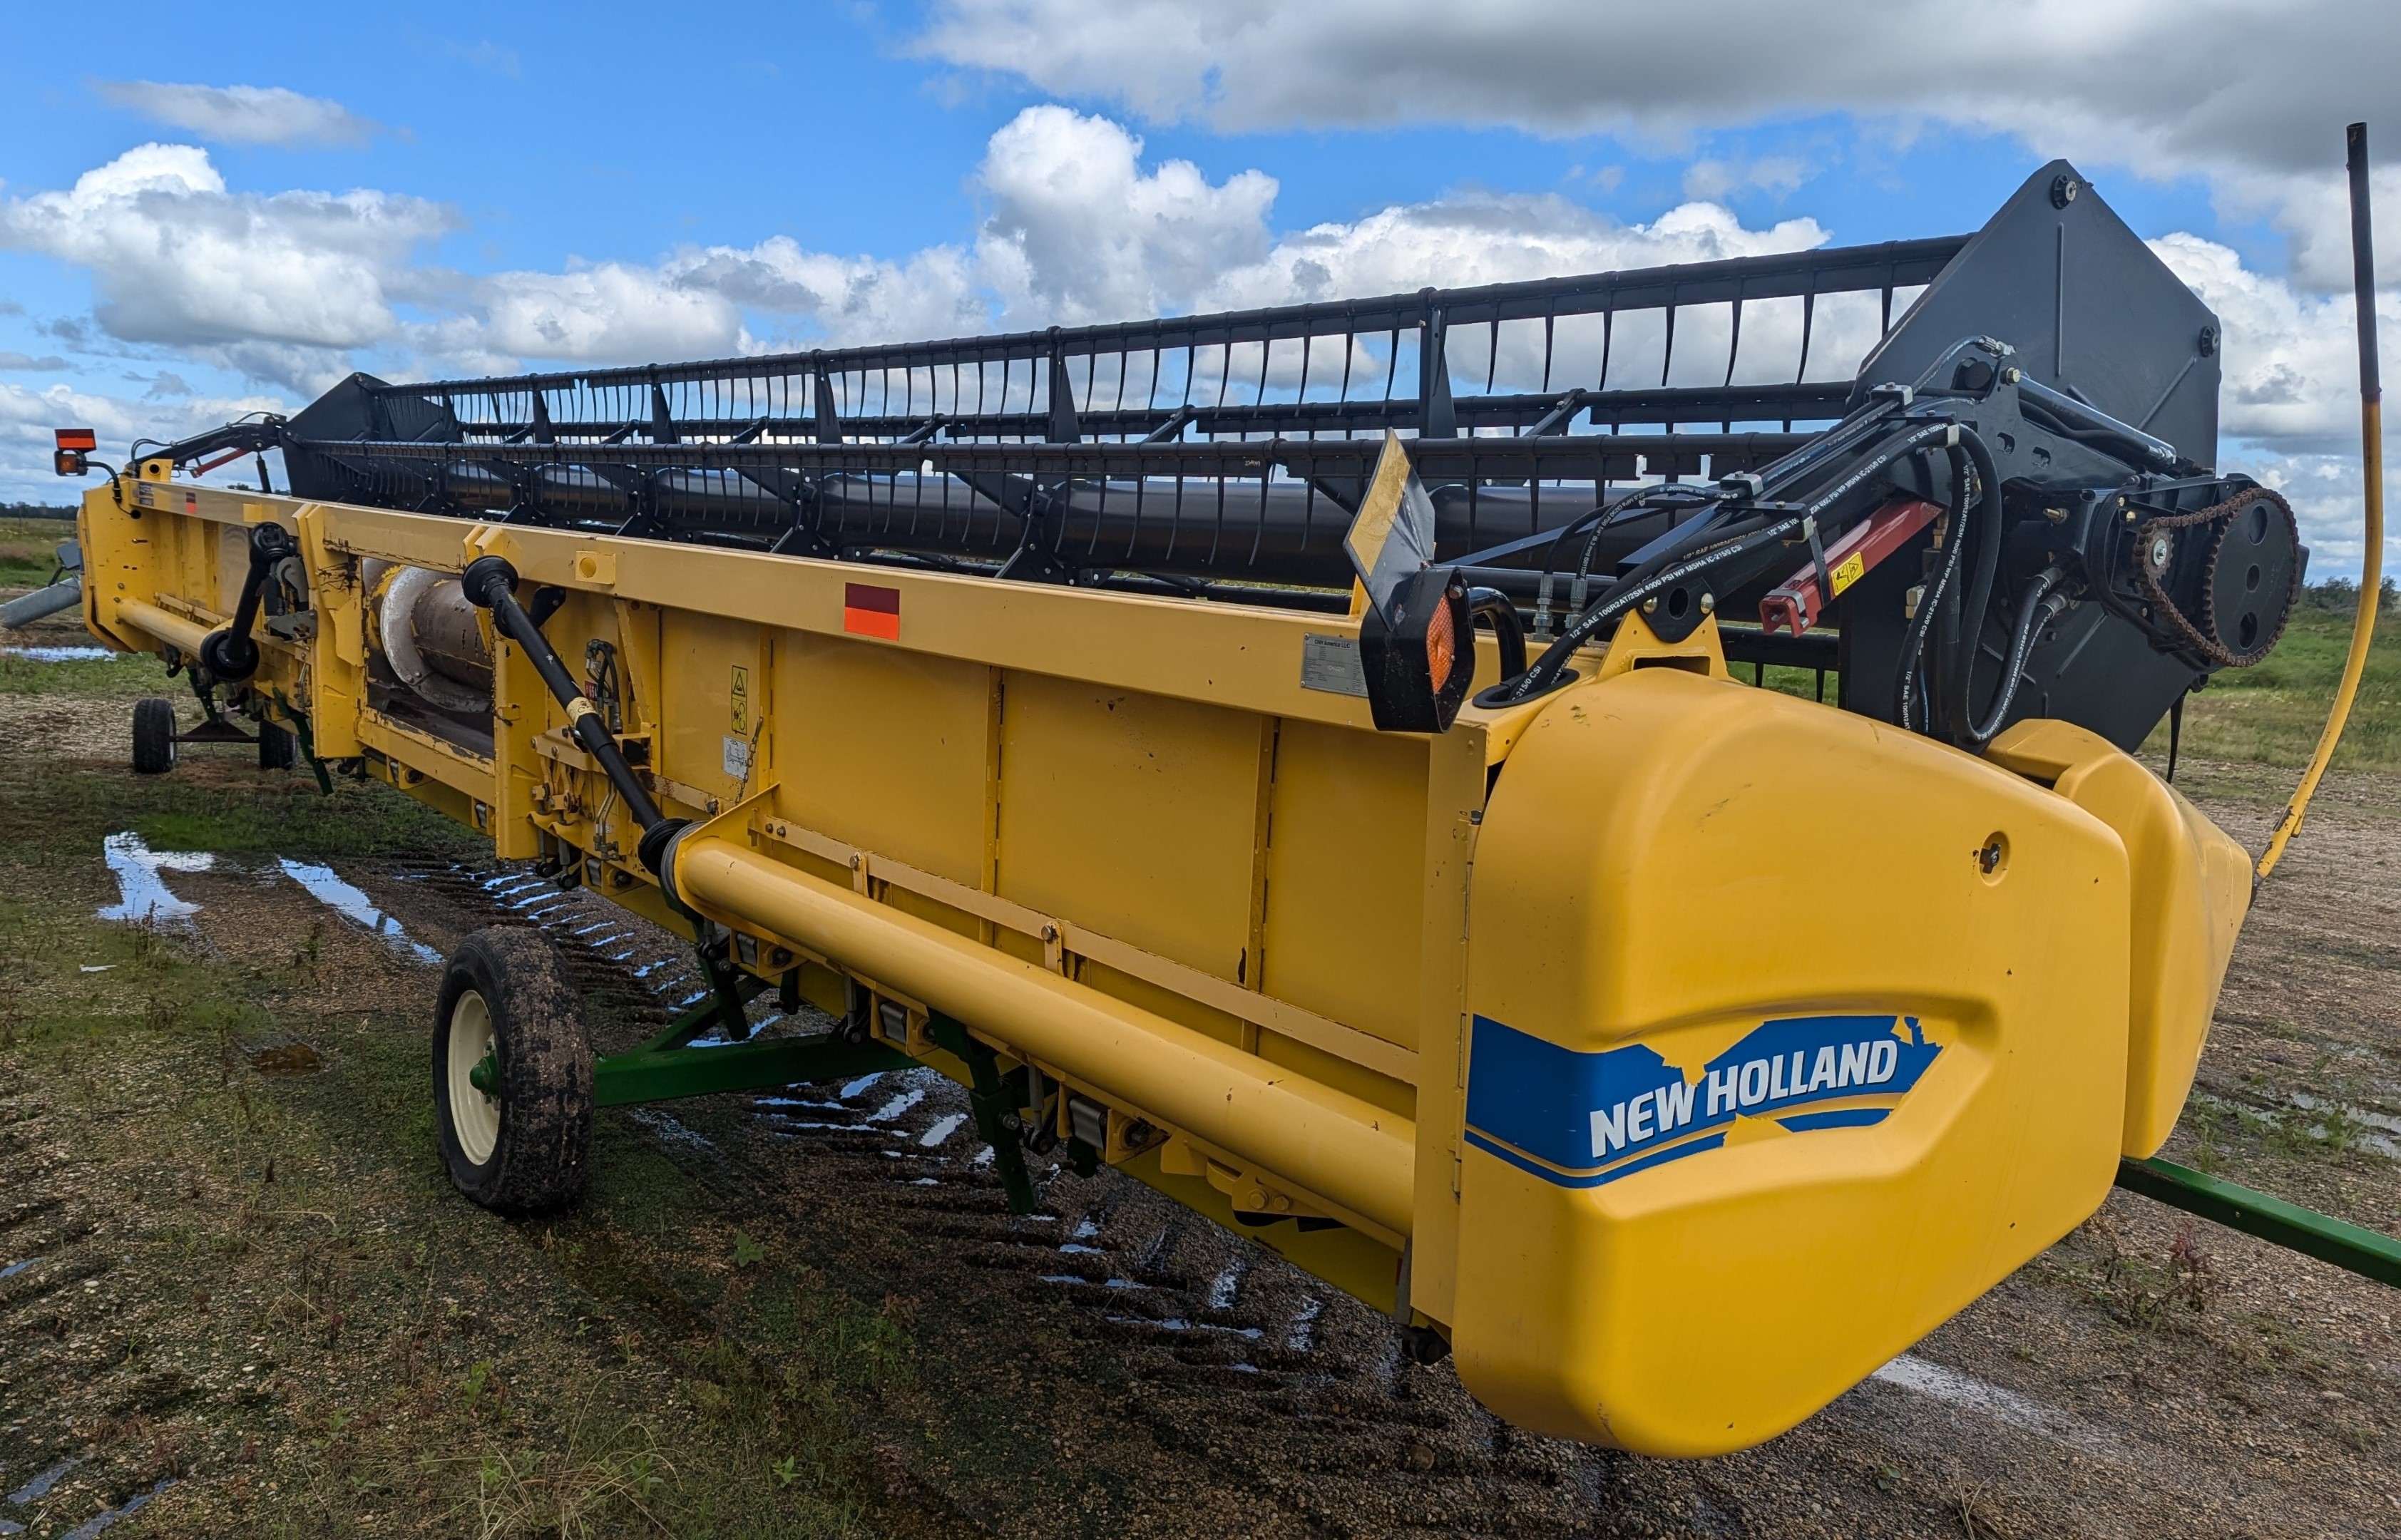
[258,722,297,771]
[433,928,595,1213]
[131,697,177,774]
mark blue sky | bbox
[0,1,2393,570]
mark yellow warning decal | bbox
[1830,552,1866,596]
[729,665,750,735]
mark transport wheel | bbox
[433,927,595,1213]
[130,697,177,774]
[258,722,297,771]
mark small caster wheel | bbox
[258,722,296,771]
[131,697,177,774]
[434,927,594,1213]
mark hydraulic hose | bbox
[2259,122,2383,881]
[1503,416,1962,703]
[1962,568,2068,746]
[1941,430,2006,739]
[460,554,683,873]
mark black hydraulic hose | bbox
[1503,417,1962,704]
[199,523,297,683]
[1890,478,1974,732]
[1964,569,2069,746]
[1465,587,1528,682]
[461,555,680,872]
[1940,430,2005,738]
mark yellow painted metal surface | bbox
[1452,665,2131,1456]
[71,472,2258,1457]
[1985,719,2253,1156]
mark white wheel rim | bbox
[447,990,501,1166]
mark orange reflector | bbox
[54,428,96,451]
[1425,592,1458,692]
[842,582,901,640]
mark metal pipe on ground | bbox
[668,833,1418,1238]
[0,575,81,628]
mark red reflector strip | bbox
[842,582,901,640]
[55,428,96,451]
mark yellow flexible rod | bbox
[2259,122,2383,881]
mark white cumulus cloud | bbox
[0,143,456,386]
[911,0,2401,288]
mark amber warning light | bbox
[53,427,97,476]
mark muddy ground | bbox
[0,626,2397,1538]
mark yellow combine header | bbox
[52,149,2395,1457]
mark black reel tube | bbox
[459,555,685,875]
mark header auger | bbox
[55,150,2395,1459]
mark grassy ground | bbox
[2148,600,2401,769]
[1,515,76,590]
[0,756,938,1536]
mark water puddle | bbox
[865,1089,926,1124]
[2285,1091,2401,1158]
[278,859,442,963]
[1870,1352,2120,1459]
[1286,1293,1323,1352]
[1104,1313,1263,1340]
[248,1042,324,1077]
[1,646,119,662]
[96,833,213,924]
[5,1458,76,1504]
[58,1479,170,1539]
[626,1108,715,1150]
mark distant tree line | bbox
[1,503,77,520]
[2302,576,2400,615]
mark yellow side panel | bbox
[1453,670,2131,1457]
[1985,719,2253,1156]
[996,673,1257,983]
[772,633,993,888]
[1261,719,1429,1052]
[657,610,763,806]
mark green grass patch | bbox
[0,513,77,587]
[2141,601,2401,769]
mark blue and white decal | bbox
[1463,1014,1942,1188]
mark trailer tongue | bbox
[63,153,2389,1458]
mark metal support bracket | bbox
[928,1012,1038,1213]
[594,1027,908,1108]
[2116,1156,2401,1289]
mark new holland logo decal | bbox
[1463,1015,1942,1189]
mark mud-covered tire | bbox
[258,722,296,771]
[433,928,594,1213]
[131,697,177,774]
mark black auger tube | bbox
[459,555,682,873]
